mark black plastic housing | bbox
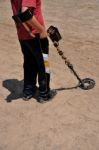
[47,26,62,42]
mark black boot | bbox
[38,73,57,103]
[23,85,37,101]
[46,73,50,91]
[38,89,57,103]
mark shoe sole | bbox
[22,94,34,101]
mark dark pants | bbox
[19,35,50,92]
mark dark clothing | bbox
[19,35,50,92]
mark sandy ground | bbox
[0,0,99,150]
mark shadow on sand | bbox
[55,85,79,91]
[2,79,78,103]
[2,79,24,102]
[3,79,39,103]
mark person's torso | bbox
[11,0,45,40]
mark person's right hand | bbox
[40,29,47,39]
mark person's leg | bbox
[37,37,57,103]
[19,37,57,102]
[19,40,38,99]
[28,37,47,93]
[40,38,50,91]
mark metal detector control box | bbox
[47,26,62,42]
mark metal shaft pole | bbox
[54,42,82,83]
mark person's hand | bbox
[40,29,47,39]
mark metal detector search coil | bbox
[47,25,95,90]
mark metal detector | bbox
[47,26,95,90]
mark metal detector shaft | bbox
[12,14,35,38]
[54,42,82,83]
[22,22,35,38]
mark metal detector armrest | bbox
[12,9,33,24]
